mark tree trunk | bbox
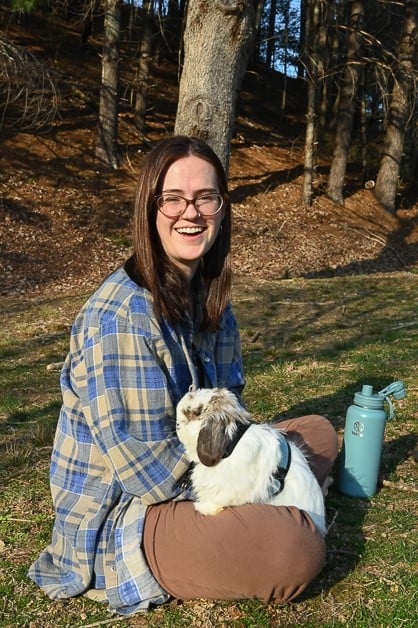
[174,0,255,173]
[266,0,277,69]
[303,0,320,208]
[279,1,290,119]
[298,0,307,78]
[80,9,93,51]
[168,0,181,19]
[374,0,418,214]
[404,104,418,184]
[252,0,265,65]
[96,0,120,170]
[317,0,337,129]
[326,0,365,204]
[134,5,154,132]
[359,69,368,182]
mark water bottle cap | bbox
[353,381,406,416]
[354,384,385,409]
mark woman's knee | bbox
[266,507,326,601]
[143,502,326,603]
[277,414,338,485]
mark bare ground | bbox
[1,16,417,300]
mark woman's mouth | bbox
[176,226,205,235]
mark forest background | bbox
[0,1,417,627]
[1,0,418,292]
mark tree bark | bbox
[303,0,320,208]
[298,0,307,78]
[374,0,418,214]
[96,0,121,170]
[326,0,365,204]
[134,4,154,133]
[317,0,337,129]
[174,0,255,173]
[266,0,278,69]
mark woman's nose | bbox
[180,200,201,219]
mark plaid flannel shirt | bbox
[28,266,245,616]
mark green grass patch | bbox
[0,274,417,626]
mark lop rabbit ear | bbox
[197,416,228,467]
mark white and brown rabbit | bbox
[176,387,326,536]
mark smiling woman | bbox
[28,135,337,617]
[155,155,225,282]
[128,135,233,330]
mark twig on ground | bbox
[382,479,418,493]
[81,618,125,627]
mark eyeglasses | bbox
[155,193,224,218]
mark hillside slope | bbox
[1,14,417,297]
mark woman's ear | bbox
[197,416,228,466]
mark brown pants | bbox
[143,415,338,603]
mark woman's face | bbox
[156,155,225,282]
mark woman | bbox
[28,136,338,616]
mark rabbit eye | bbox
[183,403,203,421]
[191,404,203,419]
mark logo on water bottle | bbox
[352,421,365,437]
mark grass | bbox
[1,273,417,627]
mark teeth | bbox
[176,227,204,234]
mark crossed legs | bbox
[143,415,338,602]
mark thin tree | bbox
[276,0,300,117]
[303,0,321,208]
[96,0,121,169]
[266,0,278,69]
[174,0,256,172]
[326,0,365,204]
[374,0,418,214]
[317,0,338,130]
[134,1,155,133]
[298,0,307,79]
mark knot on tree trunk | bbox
[185,97,215,128]
[216,0,245,14]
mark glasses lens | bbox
[157,194,223,217]
[157,195,185,216]
[195,194,223,215]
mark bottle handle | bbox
[378,381,406,420]
[385,395,394,420]
[378,381,406,399]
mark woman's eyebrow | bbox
[161,187,219,194]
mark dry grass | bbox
[1,273,417,627]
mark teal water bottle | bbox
[338,381,406,498]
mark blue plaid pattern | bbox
[28,266,245,615]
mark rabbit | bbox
[176,387,327,536]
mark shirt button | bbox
[204,357,210,363]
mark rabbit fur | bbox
[176,387,326,536]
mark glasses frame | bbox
[155,192,225,218]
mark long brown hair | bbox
[126,136,232,332]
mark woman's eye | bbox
[164,196,182,204]
[199,195,215,202]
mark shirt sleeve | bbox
[70,316,190,505]
[219,303,246,402]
